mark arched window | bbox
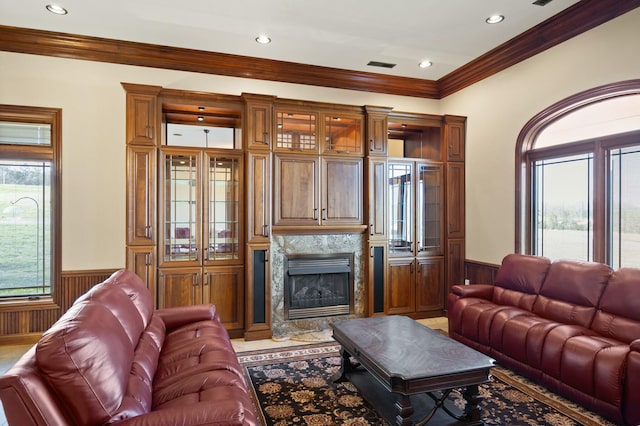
[516,80,640,268]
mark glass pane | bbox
[388,162,413,255]
[207,156,240,261]
[166,123,236,149]
[534,153,593,261]
[610,146,640,268]
[325,115,361,153]
[0,160,52,296]
[0,122,51,146]
[164,154,197,262]
[416,164,442,254]
[276,112,316,150]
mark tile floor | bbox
[0,317,448,425]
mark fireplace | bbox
[284,253,354,320]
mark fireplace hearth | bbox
[284,253,354,320]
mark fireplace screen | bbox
[284,253,354,320]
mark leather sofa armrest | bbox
[156,304,218,331]
[451,284,494,300]
[631,339,640,351]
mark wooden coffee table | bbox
[332,315,495,426]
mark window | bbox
[517,81,640,268]
[0,105,61,299]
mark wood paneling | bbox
[0,269,117,344]
[464,260,500,285]
[2,1,636,98]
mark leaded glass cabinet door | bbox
[161,149,200,266]
[416,162,444,256]
[203,152,242,264]
[388,161,413,256]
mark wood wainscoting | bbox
[0,269,117,345]
[464,260,500,285]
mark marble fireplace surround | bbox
[270,234,365,338]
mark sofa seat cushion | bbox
[556,336,628,408]
[151,319,257,425]
[540,324,598,379]
[500,314,561,370]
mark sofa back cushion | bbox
[36,301,139,425]
[533,259,611,327]
[36,269,156,425]
[591,267,640,343]
[492,254,551,311]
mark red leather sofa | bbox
[448,254,640,426]
[0,269,258,425]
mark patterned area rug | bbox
[238,342,614,426]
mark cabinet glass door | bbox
[206,154,240,261]
[275,111,317,151]
[163,152,198,262]
[324,114,362,154]
[388,162,413,255]
[416,163,443,255]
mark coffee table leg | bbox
[394,394,414,425]
[461,384,483,425]
[332,347,356,383]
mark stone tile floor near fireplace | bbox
[0,317,448,425]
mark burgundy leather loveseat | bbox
[448,254,640,425]
[0,269,258,425]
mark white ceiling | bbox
[0,0,582,80]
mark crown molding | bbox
[0,0,637,99]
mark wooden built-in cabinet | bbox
[124,84,161,297]
[124,84,465,338]
[362,110,465,319]
[272,104,365,233]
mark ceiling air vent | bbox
[367,61,396,69]
[532,0,553,5]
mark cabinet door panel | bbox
[387,258,414,314]
[273,154,318,225]
[416,162,444,256]
[247,152,270,242]
[204,266,244,332]
[323,157,363,224]
[445,116,466,162]
[127,145,156,245]
[126,246,156,306]
[126,93,157,145]
[446,163,465,238]
[415,257,444,312]
[365,107,390,156]
[368,159,387,238]
[447,239,465,296]
[247,103,272,149]
[158,268,201,308]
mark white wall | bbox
[0,52,439,270]
[442,7,640,265]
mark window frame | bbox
[0,105,61,307]
[516,80,640,264]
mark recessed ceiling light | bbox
[197,116,204,121]
[46,4,68,15]
[255,35,271,44]
[418,60,433,69]
[486,15,505,24]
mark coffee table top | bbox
[332,315,494,393]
